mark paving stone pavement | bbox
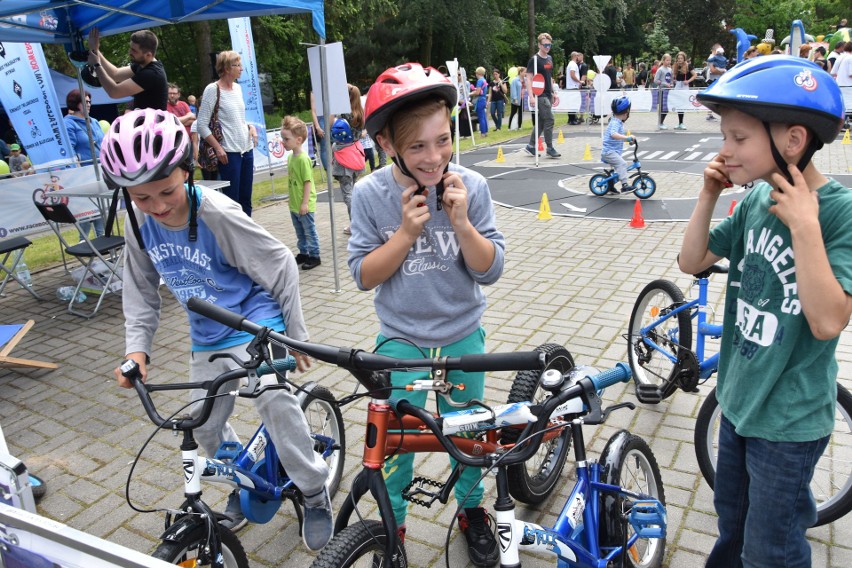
[2,117,852,566]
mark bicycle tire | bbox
[589,174,610,196]
[501,343,575,504]
[627,279,692,400]
[310,519,407,568]
[695,385,852,527]
[28,473,46,500]
[152,521,249,568]
[300,385,346,498]
[632,174,657,199]
[599,431,666,568]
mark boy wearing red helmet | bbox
[350,64,505,566]
[681,57,852,566]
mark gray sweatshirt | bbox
[347,163,505,347]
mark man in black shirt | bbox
[524,32,561,158]
[87,28,168,111]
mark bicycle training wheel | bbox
[152,522,249,568]
[632,174,657,199]
[627,280,692,400]
[589,174,610,196]
[310,520,407,568]
[500,343,575,504]
[599,431,666,568]
[300,385,346,498]
[695,385,852,527]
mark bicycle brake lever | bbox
[599,402,636,423]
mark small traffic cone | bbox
[629,199,645,228]
[537,193,553,220]
[557,129,565,144]
[627,130,632,138]
[583,144,592,161]
[728,200,737,216]
[842,129,851,145]
[538,136,545,152]
[496,146,505,163]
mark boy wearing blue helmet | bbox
[601,96,636,193]
[680,56,852,567]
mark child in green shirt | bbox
[282,116,320,270]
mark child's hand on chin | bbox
[702,155,732,196]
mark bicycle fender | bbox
[160,513,227,542]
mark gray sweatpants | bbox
[189,342,329,498]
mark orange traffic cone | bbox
[538,136,544,152]
[728,200,737,216]
[629,199,645,228]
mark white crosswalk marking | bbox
[703,152,717,161]
[643,151,664,159]
[661,151,679,160]
[684,151,702,161]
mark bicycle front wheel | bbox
[632,174,657,199]
[627,280,692,400]
[300,385,346,498]
[501,343,575,504]
[152,522,248,568]
[310,520,407,568]
[599,431,666,568]
[695,385,852,527]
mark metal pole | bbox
[319,40,340,292]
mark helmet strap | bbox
[123,187,146,250]
[387,121,450,211]
[187,173,198,242]
[763,122,822,186]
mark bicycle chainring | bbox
[676,349,700,392]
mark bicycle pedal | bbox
[627,500,667,539]
[214,441,243,462]
[635,384,663,404]
[402,476,445,508]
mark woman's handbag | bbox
[197,86,223,172]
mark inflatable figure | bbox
[730,28,758,62]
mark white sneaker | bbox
[658,124,668,130]
[675,124,687,130]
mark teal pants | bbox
[376,327,487,526]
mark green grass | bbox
[23,122,535,273]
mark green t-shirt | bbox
[287,150,316,214]
[708,179,852,441]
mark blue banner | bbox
[228,17,269,167]
[0,41,72,168]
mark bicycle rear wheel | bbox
[501,343,575,504]
[152,522,248,568]
[300,385,346,498]
[589,174,610,196]
[627,280,692,400]
[695,385,852,526]
[599,431,666,568]
[310,520,406,568]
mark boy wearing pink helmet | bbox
[102,109,333,551]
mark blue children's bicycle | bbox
[626,265,852,526]
[122,334,345,568]
[589,140,656,199]
[182,299,668,568]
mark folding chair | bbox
[34,202,125,319]
[0,237,42,301]
[0,320,57,370]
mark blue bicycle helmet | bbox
[697,55,844,182]
[330,118,354,144]
[611,96,631,115]
[697,55,844,145]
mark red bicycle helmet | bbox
[364,63,458,140]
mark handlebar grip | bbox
[187,297,252,332]
[588,362,632,390]
[257,357,297,376]
[457,351,545,372]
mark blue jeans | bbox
[218,150,254,217]
[78,216,105,241]
[476,98,488,135]
[707,415,829,568]
[316,116,329,171]
[290,212,320,257]
[490,99,505,130]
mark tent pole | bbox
[319,39,340,292]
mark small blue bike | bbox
[589,140,657,199]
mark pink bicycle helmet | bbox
[100,108,190,187]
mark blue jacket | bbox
[64,114,104,164]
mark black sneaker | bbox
[220,489,248,532]
[294,253,309,265]
[523,145,535,157]
[621,184,634,193]
[458,507,498,567]
[546,147,561,158]
[302,256,322,270]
